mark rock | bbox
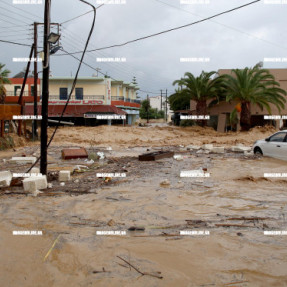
[160,179,170,186]
[202,144,213,151]
[212,147,225,153]
[0,171,12,187]
[107,219,116,226]
[74,179,80,183]
[60,182,65,186]
[173,155,183,161]
[231,146,251,152]
[187,145,201,150]
[47,183,53,189]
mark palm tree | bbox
[0,63,11,104]
[173,71,226,126]
[224,64,286,131]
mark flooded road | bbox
[1,142,287,286]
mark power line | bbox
[1,0,42,20]
[60,30,167,91]
[56,0,261,55]
[59,48,164,95]
[154,0,287,52]
[0,39,31,46]
[60,5,104,25]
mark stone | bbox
[187,145,201,150]
[212,147,225,153]
[173,155,183,161]
[0,171,12,187]
[160,179,170,186]
[231,146,251,152]
[30,167,40,174]
[10,157,36,164]
[202,144,213,151]
[59,170,71,182]
[23,175,47,192]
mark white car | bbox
[252,130,287,161]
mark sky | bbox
[0,0,286,98]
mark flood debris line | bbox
[116,256,163,279]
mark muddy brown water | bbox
[0,148,287,286]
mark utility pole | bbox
[160,89,162,111]
[40,0,51,175]
[165,89,168,122]
[18,44,35,136]
[33,22,38,139]
[147,94,149,124]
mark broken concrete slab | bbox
[231,146,251,152]
[30,167,40,175]
[0,171,12,187]
[187,145,201,150]
[59,170,71,182]
[212,147,225,154]
[10,157,36,164]
[202,144,213,151]
[23,175,47,192]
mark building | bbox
[149,95,172,121]
[5,75,140,126]
[190,68,287,132]
[4,71,41,104]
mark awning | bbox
[24,104,126,118]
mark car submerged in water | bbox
[252,130,287,161]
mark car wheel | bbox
[254,147,263,155]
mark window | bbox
[31,85,34,97]
[75,88,83,100]
[60,88,68,100]
[269,132,287,142]
[14,86,21,96]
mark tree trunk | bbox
[240,102,251,131]
[196,100,208,127]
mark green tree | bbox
[224,64,287,131]
[173,71,226,126]
[169,88,190,112]
[140,99,151,121]
[0,63,11,104]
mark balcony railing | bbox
[111,97,141,104]
[48,95,105,100]
[5,91,31,97]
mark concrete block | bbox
[31,167,40,174]
[0,171,12,187]
[59,170,71,182]
[202,144,213,151]
[11,157,36,164]
[187,145,201,150]
[212,147,225,153]
[231,146,251,152]
[23,175,47,192]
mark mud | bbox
[0,125,287,286]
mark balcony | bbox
[48,95,105,101]
[111,97,141,104]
